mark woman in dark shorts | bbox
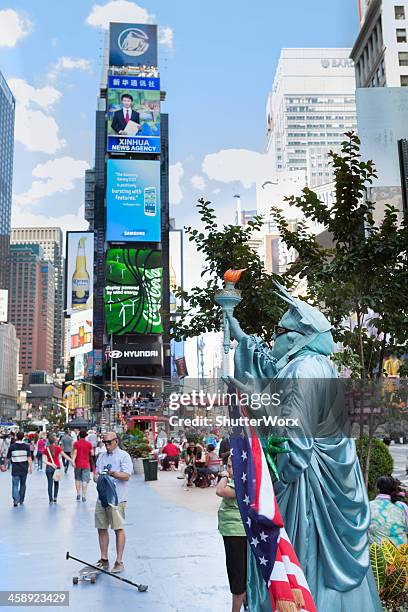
[217,458,247,612]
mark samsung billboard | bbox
[107,75,160,154]
[106,159,161,243]
[109,23,158,69]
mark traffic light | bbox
[114,381,119,392]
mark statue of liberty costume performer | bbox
[225,284,382,612]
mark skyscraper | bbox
[0,70,15,291]
[9,244,55,384]
[352,0,408,87]
[11,227,64,372]
[266,49,357,188]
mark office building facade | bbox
[0,71,15,291]
[266,48,357,188]
[9,244,55,384]
[11,227,64,372]
[0,323,19,417]
[352,0,408,87]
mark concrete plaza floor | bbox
[0,466,230,612]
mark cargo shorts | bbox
[94,500,126,530]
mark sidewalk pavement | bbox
[0,466,230,612]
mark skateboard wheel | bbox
[73,577,78,585]
[91,575,97,584]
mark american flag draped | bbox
[229,391,317,612]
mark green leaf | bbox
[370,542,386,590]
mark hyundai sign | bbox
[109,23,158,68]
[107,341,162,365]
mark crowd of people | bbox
[158,432,231,489]
[0,426,133,575]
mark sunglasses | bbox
[273,325,305,338]
[103,439,117,445]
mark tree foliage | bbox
[272,132,408,380]
[171,198,285,343]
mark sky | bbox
[0,0,360,239]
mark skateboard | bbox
[72,566,101,585]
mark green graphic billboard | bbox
[105,248,163,335]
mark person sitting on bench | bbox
[161,439,180,470]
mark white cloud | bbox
[191,174,206,191]
[0,9,32,48]
[14,157,90,207]
[86,1,152,28]
[12,205,88,234]
[170,162,184,205]
[48,56,92,82]
[9,77,61,109]
[86,1,174,48]
[158,26,173,51]
[202,148,270,189]
[8,78,65,154]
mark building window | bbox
[399,52,408,65]
[397,28,407,42]
[395,5,406,19]
[401,75,408,86]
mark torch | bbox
[215,269,246,354]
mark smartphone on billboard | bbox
[144,187,157,217]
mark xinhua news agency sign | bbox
[106,342,162,365]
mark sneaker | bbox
[111,561,124,574]
[53,499,57,503]
[82,497,86,502]
[13,502,18,507]
[76,495,80,501]
[95,559,109,571]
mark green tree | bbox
[271,132,408,482]
[171,198,284,342]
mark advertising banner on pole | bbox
[66,232,94,314]
[109,23,158,69]
[104,248,163,335]
[106,159,161,243]
[107,75,160,154]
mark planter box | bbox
[132,458,144,475]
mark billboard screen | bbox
[66,232,94,314]
[107,339,162,365]
[0,289,8,323]
[107,75,160,154]
[104,248,163,335]
[106,159,161,243]
[70,309,93,357]
[109,23,158,68]
[74,354,85,380]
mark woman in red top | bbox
[43,434,73,503]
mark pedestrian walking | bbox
[216,458,247,612]
[72,429,93,502]
[43,435,73,504]
[60,429,74,473]
[36,433,46,470]
[93,432,133,573]
[3,431,33,507]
